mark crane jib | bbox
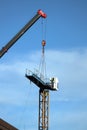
[0,10,47,58]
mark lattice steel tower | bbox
[38,40,49,130]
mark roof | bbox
[0,118,18,130]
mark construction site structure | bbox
[25,40,59,130]
[0,9,59,130]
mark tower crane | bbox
[0,10,46,58]
[26,40,59,130]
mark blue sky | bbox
[0,0,87,130]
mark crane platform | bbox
[25,69,58,91]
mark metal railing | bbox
[26,69,51,84]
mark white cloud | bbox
[0,49,87,130]
[45,49,87,100]
[0,49,87,103]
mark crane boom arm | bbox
[0,10,46,58]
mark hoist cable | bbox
[39,18,47,80]
[41,18,47,41]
